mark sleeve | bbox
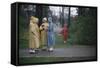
[40,23,44,31]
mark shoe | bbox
[29,49,36,54]
[48,47,54,52]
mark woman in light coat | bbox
[29,16,40,53]
[40,17,49,49]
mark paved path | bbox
[19,46,96,58]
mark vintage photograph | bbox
[17,3,97,65]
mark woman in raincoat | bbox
[29,16,40,53]
[47,17,55,52]
[40,17,49,49]
[61,23,68,43]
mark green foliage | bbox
[19,16,26,31]
[68,16,97,45]
[19,16,29,48]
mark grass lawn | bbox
[19,57,68,64]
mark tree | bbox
[68,7,97,45]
